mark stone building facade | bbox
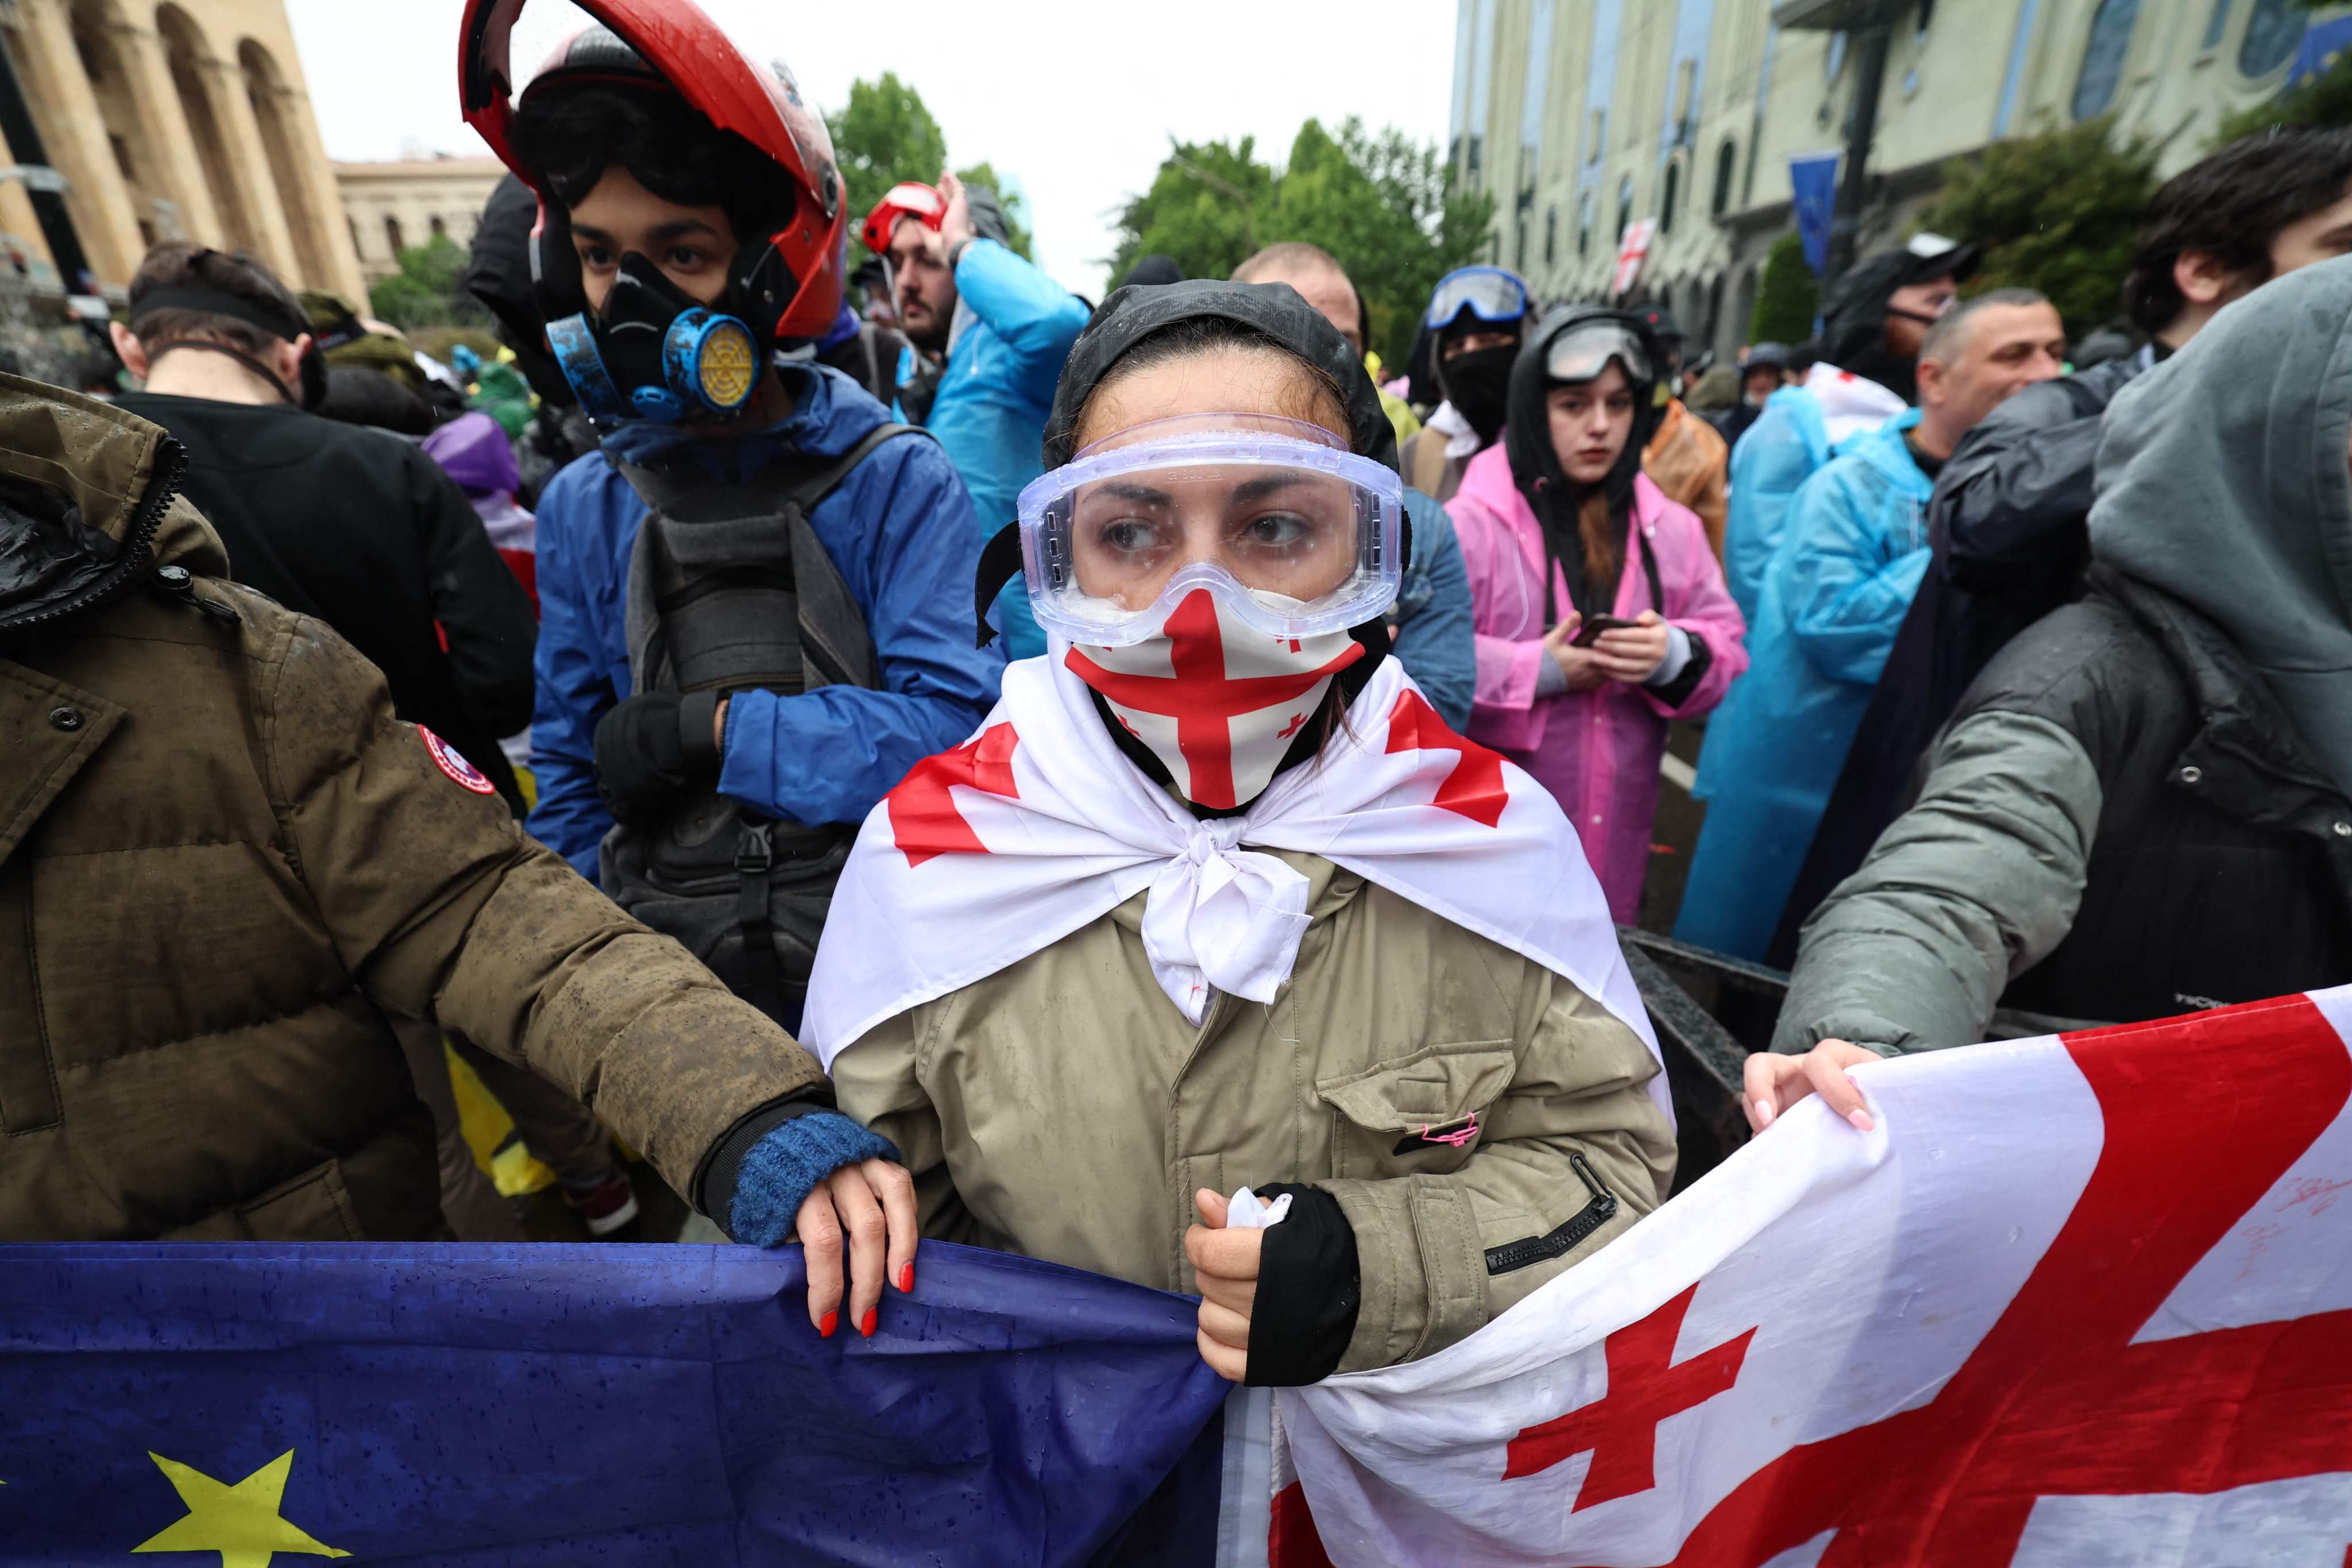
[1451,0,2345,361]
[334,156,505,285]
[1,0,364,300]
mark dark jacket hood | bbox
[0,374,218,632]
[1040,278,1396,470]
[2090,253,2352,795]
[1501,305,1663,618]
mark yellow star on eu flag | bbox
[130,1449,349,1568]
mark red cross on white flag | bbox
[1271,987,2352,1566]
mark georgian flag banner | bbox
[801,648,1669,1122]
[1270,987,2352,1567]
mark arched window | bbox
[2202,0,2234,51]
[1578,191,1593,257]
[2072,0,2139,120]
[1712,138,1738,217]
[1616,175,1634,244]
[1660,162,1681,235]
[2240,0,2303,77]
[429,214,447,239]
[1545,206,1558,266]
[384,215,405,255]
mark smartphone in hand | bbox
[1571,614,1639,648]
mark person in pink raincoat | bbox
[1449,306,1749,922]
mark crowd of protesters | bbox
[1,0,2347,1395]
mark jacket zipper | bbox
[1482,1152,1620,1276]
[0,438,188,636]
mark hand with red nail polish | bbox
[859,1307,878,1339]
[1742,1039,1884,1136]
[793,1158,920,1338]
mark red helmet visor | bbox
[458,0,845,340]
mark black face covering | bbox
[547,252,764,426]
[1500,306,1666,624]
[1438,339,1516,445]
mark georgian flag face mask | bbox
[1017,412,1404,809]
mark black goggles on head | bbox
[1544,321,1652,387]
[1423,267,1530,331]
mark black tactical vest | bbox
[598,424,913,1028]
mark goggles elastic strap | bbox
[975,521,1025,649]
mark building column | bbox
[194,49,298,282]
[270,83,365,299]
[106,16,222,246]
[5,0,144,287]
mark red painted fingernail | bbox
[859,1308,878,1339]
[898,1263,914,1294]
[818,1311,838,1339]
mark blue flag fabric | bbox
[1789,152,1840,278]
[0,1241,1231,1566]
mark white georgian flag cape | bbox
[801,648,1669,1123]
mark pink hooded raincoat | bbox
[1449,443,1749,921]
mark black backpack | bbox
[597,424,917,1028]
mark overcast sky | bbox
[284,0,1458,298]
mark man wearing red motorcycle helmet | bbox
[460,0,999,1324]
[860,173,1089,660]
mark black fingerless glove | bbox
[1244,1184,1362,1387]
[592,689,720,821]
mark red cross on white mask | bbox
[1064,586,1365,810]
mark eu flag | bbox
[0,1241,1231,1565]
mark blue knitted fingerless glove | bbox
[725,1111,902,1248]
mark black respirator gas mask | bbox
[543,252,764,426]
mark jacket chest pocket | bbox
[1314,1040,1515,1179]
[0,860,60,1135]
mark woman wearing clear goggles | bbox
[818,280,1674,1393]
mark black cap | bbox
[1635,304,1684,342]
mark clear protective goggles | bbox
[1016,413,1404,648]
[1424,266,1530,330]
[1545,320,1653,387]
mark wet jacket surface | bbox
[1679,410,1931,960]
[893,238,1089,660]
[1450,452,1747,922]
[0,379,827,1239]
[526,364,1005,882]
[115,391,536,810]
[830,850,1675,1373]
[1718,366,1907,621]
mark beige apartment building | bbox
[335,156,505,284]
[0,0,364,299]
[1452,0,2346,360]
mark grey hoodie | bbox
[2091,254,2352,793]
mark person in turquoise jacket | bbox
[1677,410,1935,960]
[1678,287,2067,960]
[867,172,1089,659]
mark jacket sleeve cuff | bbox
[1242,1184,1361,1387]
[1644,626,1714,709]
[1323,1177,1488,1372]
[677,689,721,768]
[692,1087,831,1219]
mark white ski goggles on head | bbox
[1016,414,1404,648]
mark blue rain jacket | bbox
[895,237,1089,661]
[1391,486,1477,730]
[1720,384,1835,623]
[1677,410,1934,960]
[526,364,1006,882]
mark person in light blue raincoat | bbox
[1679,287,2067,960]
[1677,409,1936,959]
[867,173,1090,659]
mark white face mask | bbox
[1064,585,1365,810]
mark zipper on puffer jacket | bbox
[1482,1152,1619,1275]
[0,438,187,636]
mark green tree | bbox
[1924,118,2158,337]
[1749,231,1818,343]
[825,75,1035,259]
[367,234,484,331]
[1107,118,1494,366]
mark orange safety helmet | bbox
[860,181,947,257]
[458,0,845,345]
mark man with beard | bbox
[1397,266,1529,505]
[863,173,1088,659]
